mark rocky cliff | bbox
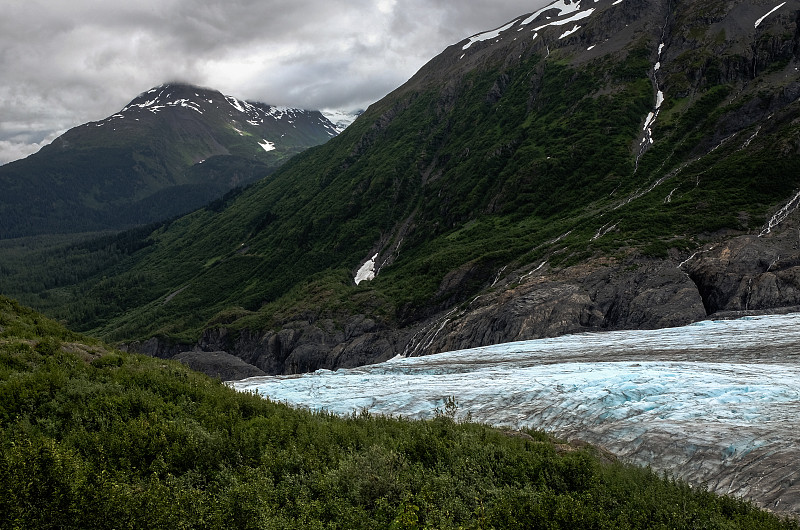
[127,209,800,378]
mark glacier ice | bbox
[232,313,800,514]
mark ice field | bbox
[232,313,800,513]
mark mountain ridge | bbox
[2,0,800,377]
[0,83,343,238]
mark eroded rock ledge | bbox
[124,223,800,380]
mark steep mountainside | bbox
[2,0,800,376]
[0,83,340,238]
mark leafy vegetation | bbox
[0,295,796,529]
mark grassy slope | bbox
[0,295,796,529]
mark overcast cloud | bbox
[0,1,550,165]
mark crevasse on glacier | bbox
[232,313,800,514]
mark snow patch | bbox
[225,95,247,113]
[521,0,583,26]
[258,140,276,152]
[642,112,656,132]
[167,99,203,114]
[640,39,667,148]
[755,2,786,28]
[462,19,520,50]
[559,25,582,39]
[531,8,595,32]
[354,253,379,285]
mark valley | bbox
[1,0,800,525]
[3,0,798,375]
[234,312,800,515]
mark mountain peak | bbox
[117,83,208,117]
[0,82,347,238]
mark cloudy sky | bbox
[0,0,551,165]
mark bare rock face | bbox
[131,221,800,381]
[132,234,800,380]
[120,337,188,359]
[422,259,708,355]
[196,316,406,376]
[172,351,266,381]
[146,257,709,378]
[685,230,800,313]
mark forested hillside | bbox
[0,295,796,529]
[1,0,799,376]
[0,84,339,238]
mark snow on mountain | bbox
[461,0,599,53]
[354,253,379,285]
[460,0,795,60]
[462,19,520,50]
[321,109,361,133]
[232,313,800,514]
[755,2,787,28]
[95,84,343,139]
[258,140,276,152]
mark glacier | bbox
[231,313,800,514]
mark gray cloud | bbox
[0,0,550,164]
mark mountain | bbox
[2,0,800,376]
[0,83,341,238]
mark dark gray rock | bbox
[173,350,266,381]
[134,220,800,378]
[120,336,190,359]
[194,314,402,376]
[422,259,707,356]
[685,230,800,313]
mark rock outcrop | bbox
[421,259,708,355]
[127,215,800,381]
[173,350,266,381]
[684,230,800,313]
[127,217,800,380]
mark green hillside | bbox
[1,0,799,370]
[0,295,796,529]
[0,84,338,238]
[7,2,800,340]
